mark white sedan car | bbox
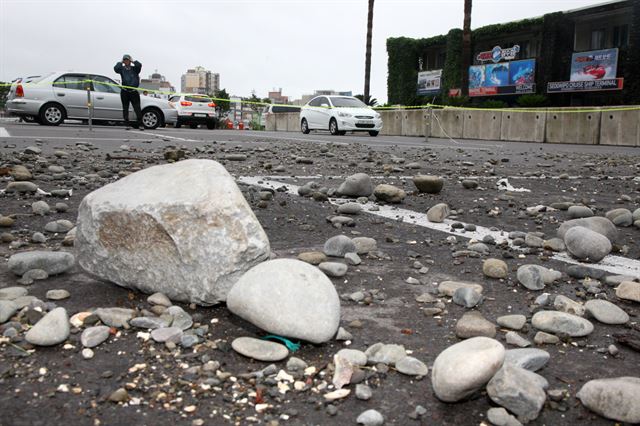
[300,95,382,136]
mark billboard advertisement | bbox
[547,48,622,93]
[469,59,536,97]
[417,69,442,95]
[570,48,618,81]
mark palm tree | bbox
[462,0,472,96]
[364,0,375,104]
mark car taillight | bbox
[16,84,24,97]
[208,103,216,107]
[180,101,192,106]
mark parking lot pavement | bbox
[1,121,640,426]
[2,121,639,156]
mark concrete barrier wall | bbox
[287,113,299,132]
[262,107,639,146]
[545,110,601,145]
[274,114,289,132]
[380,110,403,136]
[500,111,546,143]
[431,110,464,139]
[462,110,502,140]
[266,114,276,131]
[599,110,640,146]
[402,110,429,137]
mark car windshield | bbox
[185,96,212,103]
[330,97,367,108]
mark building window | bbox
[437,52,446,69]
[591,29,606,49]
[613,24,629,48]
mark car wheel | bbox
[329,118,339,135]
[23,115,36,123]
[190,123,198,129]
[141,108,162,129]
[301,118,310,134]
[39,103,65,126]
[206,121,216,130]
[369,131,379,137]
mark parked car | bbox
[300,96,382,136]
[5,71,177,129]
[168,94,218,129]
[260,104,301,127]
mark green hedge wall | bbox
[387,18,545,105]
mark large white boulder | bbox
[75,159,270,305]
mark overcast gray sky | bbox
[1,0,608,103]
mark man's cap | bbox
[122,54,132,61]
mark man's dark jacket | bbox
[114,61,142,89]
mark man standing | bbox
[114,54,143,129]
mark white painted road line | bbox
[238,176,640,277]
[0,127,11,138]
[144,131,201,142]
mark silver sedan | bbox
[5,71,177,129]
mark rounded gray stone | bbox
[31,201,50,216]
[531,311,594,337]
[44,219,74,233]
[7,251,75,276]
[431,337,505,402]
[318,262,348,278]
[95,307,134,328]
[0,300,19,323]
[356,409,384,426]
[456,311,496,339]
[337,202,362,215]
[0,286,29,300]
[557,217,617,243]
[564,226,612,262]
[497,315,527,330]
[483,258,508,279]
[577,377,640,424]
[517,265,545,291]
[373,184,406,203]
[46,289,70,300]
[25,307,70,346]
[227,259,340,344]
[150,327,183,343]
[567,205,593,219]
[427,203,450,223]
[453,287,483,308]
[395,356,429,376]
[147,292,172,307]
[616,281,640,302]
[129,316,169,329]
[365,343,406,365]
[338,173,373,197]
[336,349,367,366]
[606,208,633,227]
[487,363,547,423]
[231,336,289,361]
[352,237,377,254]
[413,175,444,194]
[504,348,550,372]
[81,325,111,348]
[584,299,629,324]
[324,235,356,257]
